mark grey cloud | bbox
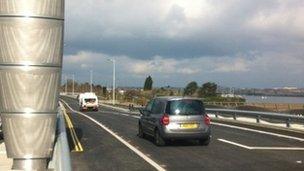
[62,0,304,87]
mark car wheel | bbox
[138,124,145,138]
[154,129,166,146]
[199,136,211,146]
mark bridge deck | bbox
[61,96,304,171]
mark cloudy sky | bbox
[62,0,304,88]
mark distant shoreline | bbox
[237,94,304,98]
[242,95,304,104]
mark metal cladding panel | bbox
[0,0,64,164]
[0,66,60,113]
[1,114,57,158]
[0,18,63,65]
[0,0,64,18]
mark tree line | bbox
[61,79,107,96]
[184,81,217,97]
[143,75,218,98]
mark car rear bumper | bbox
[81,105,98,110]
[160,128,211,140]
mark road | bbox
[61,96,304,171]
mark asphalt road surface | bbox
[61,96,304,171]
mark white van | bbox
[78,92,99,111]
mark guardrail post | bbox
[288,104,291,111]
[215,112,218,118]
[256,115,260,123]
[233,113,237,120]
[286,118,291,128]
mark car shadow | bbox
[141,134,202,147]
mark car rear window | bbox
[166,99,205,115]
[85,98,96,103]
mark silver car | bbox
[138,97,211,146]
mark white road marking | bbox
[61,100,166,171]
[250,147,304,150]
[218,138,304,151]
[218,138,252,149]
[296,160,302,164]
[212,122,304,142]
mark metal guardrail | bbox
[205,108,304,128]
[132,106,304,128]
[48,105,72,171]
[205,101,304,111]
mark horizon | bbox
[61,79,304,90]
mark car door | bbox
[146,99,166,135]
[141,99,154,134]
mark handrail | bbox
[48,104,72,171]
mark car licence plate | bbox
[180,123,198,129]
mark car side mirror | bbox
[139,108,144,115]
[140,108,150,116]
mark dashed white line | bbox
[61,100,166,171]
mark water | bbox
[243,95,304,104]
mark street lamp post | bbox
[113,60,116,105]
[107,59,116,105]
[90,70,93,92]
[72,74,75,96]
[65,75,68,94]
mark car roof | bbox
[154,96,203,101]
[79,92,97,98]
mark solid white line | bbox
[61,100,166,171]
[251,147,304,150]
[217,138,252,149]
[212,122,304,142]
[218,138,304,151]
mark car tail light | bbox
[161,114,170,125]
[204,115,211,125]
